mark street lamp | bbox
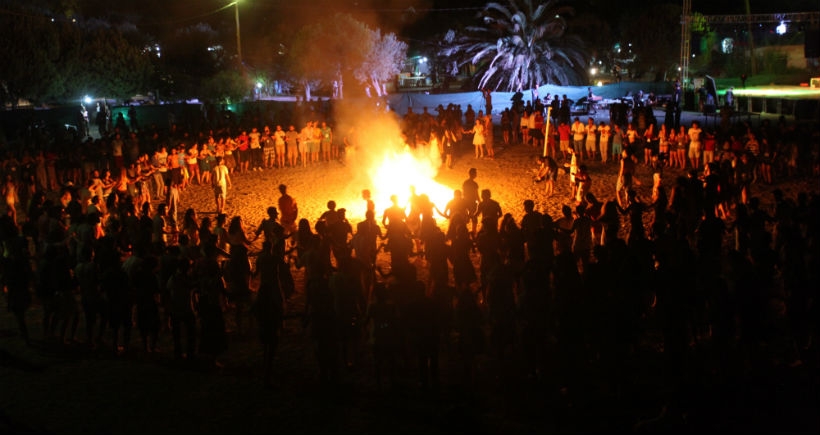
[232,1,242,65]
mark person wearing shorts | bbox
[534,155,558,197]
[611,124,623,162]
[299,122,311,167]
[212,157,231,214]
[687,121,702,170]
[598,121,611,163]
[311,121,322,164]
[584,117,597,161]
[236,130,250,173]
[320,122,333,162]
[558,120,571,161]
[702,130,716,166]
[571,117,586,160]
[286,125,299,168]
[273,125,286,168]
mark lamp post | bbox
[233,1,242,65]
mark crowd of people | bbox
[1,96,819,398]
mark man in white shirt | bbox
[212,157,231,214]
[571,117,586,161]
[584,117,598,161]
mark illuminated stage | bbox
[730,85,820,99]
[718,84,820,122]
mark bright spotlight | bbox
[776,21,787,35]
[83,95,92,104]
[256,82,263,89]
[589,67,597,76]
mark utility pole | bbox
[680,0,691,87]
[234,1,242,65]
[744,0,757,75]
[542,106,552,158]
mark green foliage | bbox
[73,27,153,101]
[201,69,249,104]
[438,0,587,91]
[0,8,152,106]
[284,13,400,99]
[0,15,66,106]
[287,23,330,83]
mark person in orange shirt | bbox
[557,120,571,162]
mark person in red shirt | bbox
[702,130,717,166]
[557,120,571,162]
[236,130,250,173]
[277,183,298,236]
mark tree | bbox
[319,14,372,99]
[201,69,248,104]
[71,26,153,101]
[439,0,587,91]
[353,29,407,97]
[285,23,328,101]
[280,14,379,100]
[0,6,153,107]
[0,14,67,107]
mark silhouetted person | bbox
[254,241,283,387]
[167,259,196,360]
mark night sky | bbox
[50,0,820,37]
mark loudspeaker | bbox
[806,28,820,58]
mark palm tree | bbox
[440,0,587,92]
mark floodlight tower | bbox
[744,0,757,75]
[233,1,242,65]
[680,0,691,86]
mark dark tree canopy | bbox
[0,7,153,106]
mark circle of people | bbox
[2,99,818,389]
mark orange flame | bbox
[368,143,453,216]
